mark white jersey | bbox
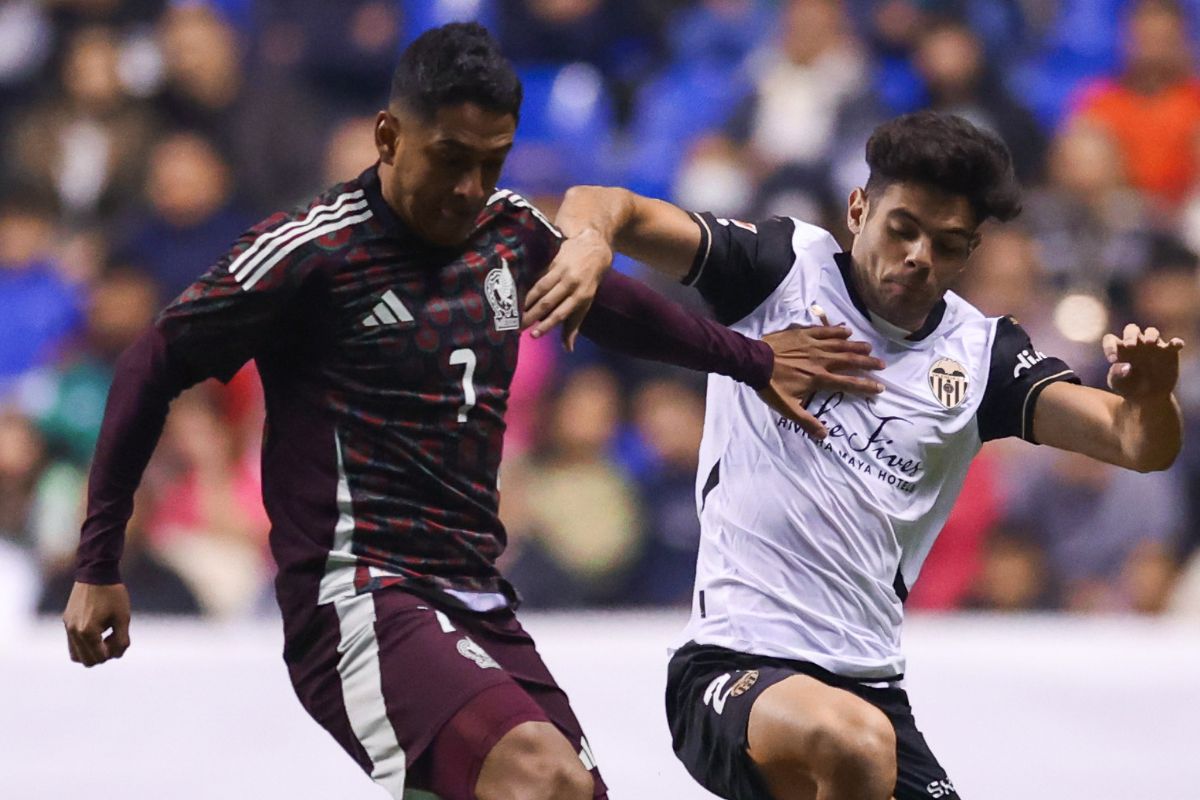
[676,213,1077,679]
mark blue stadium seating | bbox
[622,64,753,200]
[502,64,618,191]
[400,0,496,43]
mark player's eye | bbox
[889,224,917,240]
[935,239,969,258]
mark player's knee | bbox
[477,722,593,800]
[808,705,896,789]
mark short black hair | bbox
[864,111,1021,224]
[390,22,522,121]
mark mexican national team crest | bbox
[485,258,520,331]
[928,357,968,409]
[457,637,501,670]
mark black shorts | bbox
[666,642,960,800]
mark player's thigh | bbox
[285,589,522,798]
[747,674,896,792]
[747,673,895,771]
[454,608,608,797]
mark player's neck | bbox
[845,256,928,334]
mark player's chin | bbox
[425,217,476,247]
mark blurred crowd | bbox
[4,0,1200,625]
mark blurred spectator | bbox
[322,116,380,187]
[18,267,159,466]
[667,0,774,71]
[962,530,1053,611]
[624,379,705,604]
[497,0,660,91]
[1003,449,1185,613]
[7,25,156,221]
[255,0,398,115]
[38,485,201,616]
[729,0,869,172]
[119,131,254,299]
[0,411,47,549]
[0,2,55,133]
[155,4,326,210]
[906,457,1002,611]
[625,378,706,605]
[0,192,83,391]
[1022,120,1149,302]
[504,367,642,607]
[912,18,1047,182]
[675,0,870,216]
[955,227,1096,375]
[147,388,270,617]
[1129,255,1200,564]
[1070,0,1200,209]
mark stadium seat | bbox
[503,63,618,190]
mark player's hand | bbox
[756,325,885,439]
[522,229,613,352]
[1102,324,1185,400]
[63,582,131,667]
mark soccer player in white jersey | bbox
[523,112,1185,800]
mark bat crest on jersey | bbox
[485,258,520,331]
[928,357,968,409]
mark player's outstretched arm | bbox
[65,325,198,666]
[580,272,884,437]
[1033,324,1184,472]
[524,186,699,344]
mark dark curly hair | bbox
[390,23,522,121]
[864,111,1022,224]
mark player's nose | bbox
[454,165,487,204]
[904,236,933,271]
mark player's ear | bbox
[375,110,399,165]
[847,188,867,236]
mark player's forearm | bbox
[580,271,773,388]
[556,186,698,279]
[1114,393,1182,472]
[75,326,192,584]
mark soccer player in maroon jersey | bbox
[61,22,887,800]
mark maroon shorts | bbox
[282,586,607,799]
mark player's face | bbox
[376,102,515,247]
[846,182,980,331]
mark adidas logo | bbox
[363,290,414,327]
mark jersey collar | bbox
[833,252,946,342]
[360,163,461,254]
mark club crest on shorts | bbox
[457,637,501,670]
[485,258,520,331]
[928,357,968,409]
[729,670,759,698]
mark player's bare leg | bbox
[475,720,594,800]
[747,675,897,800]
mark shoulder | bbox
[481,188,562,240]
[225,181,372,290]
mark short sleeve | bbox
[680,212,797,325]
[978,317,1081,443]
[155,212,329,383]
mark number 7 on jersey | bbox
[450,348,476,423]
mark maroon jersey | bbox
[156,166,559,607]
[75,162,775,620]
